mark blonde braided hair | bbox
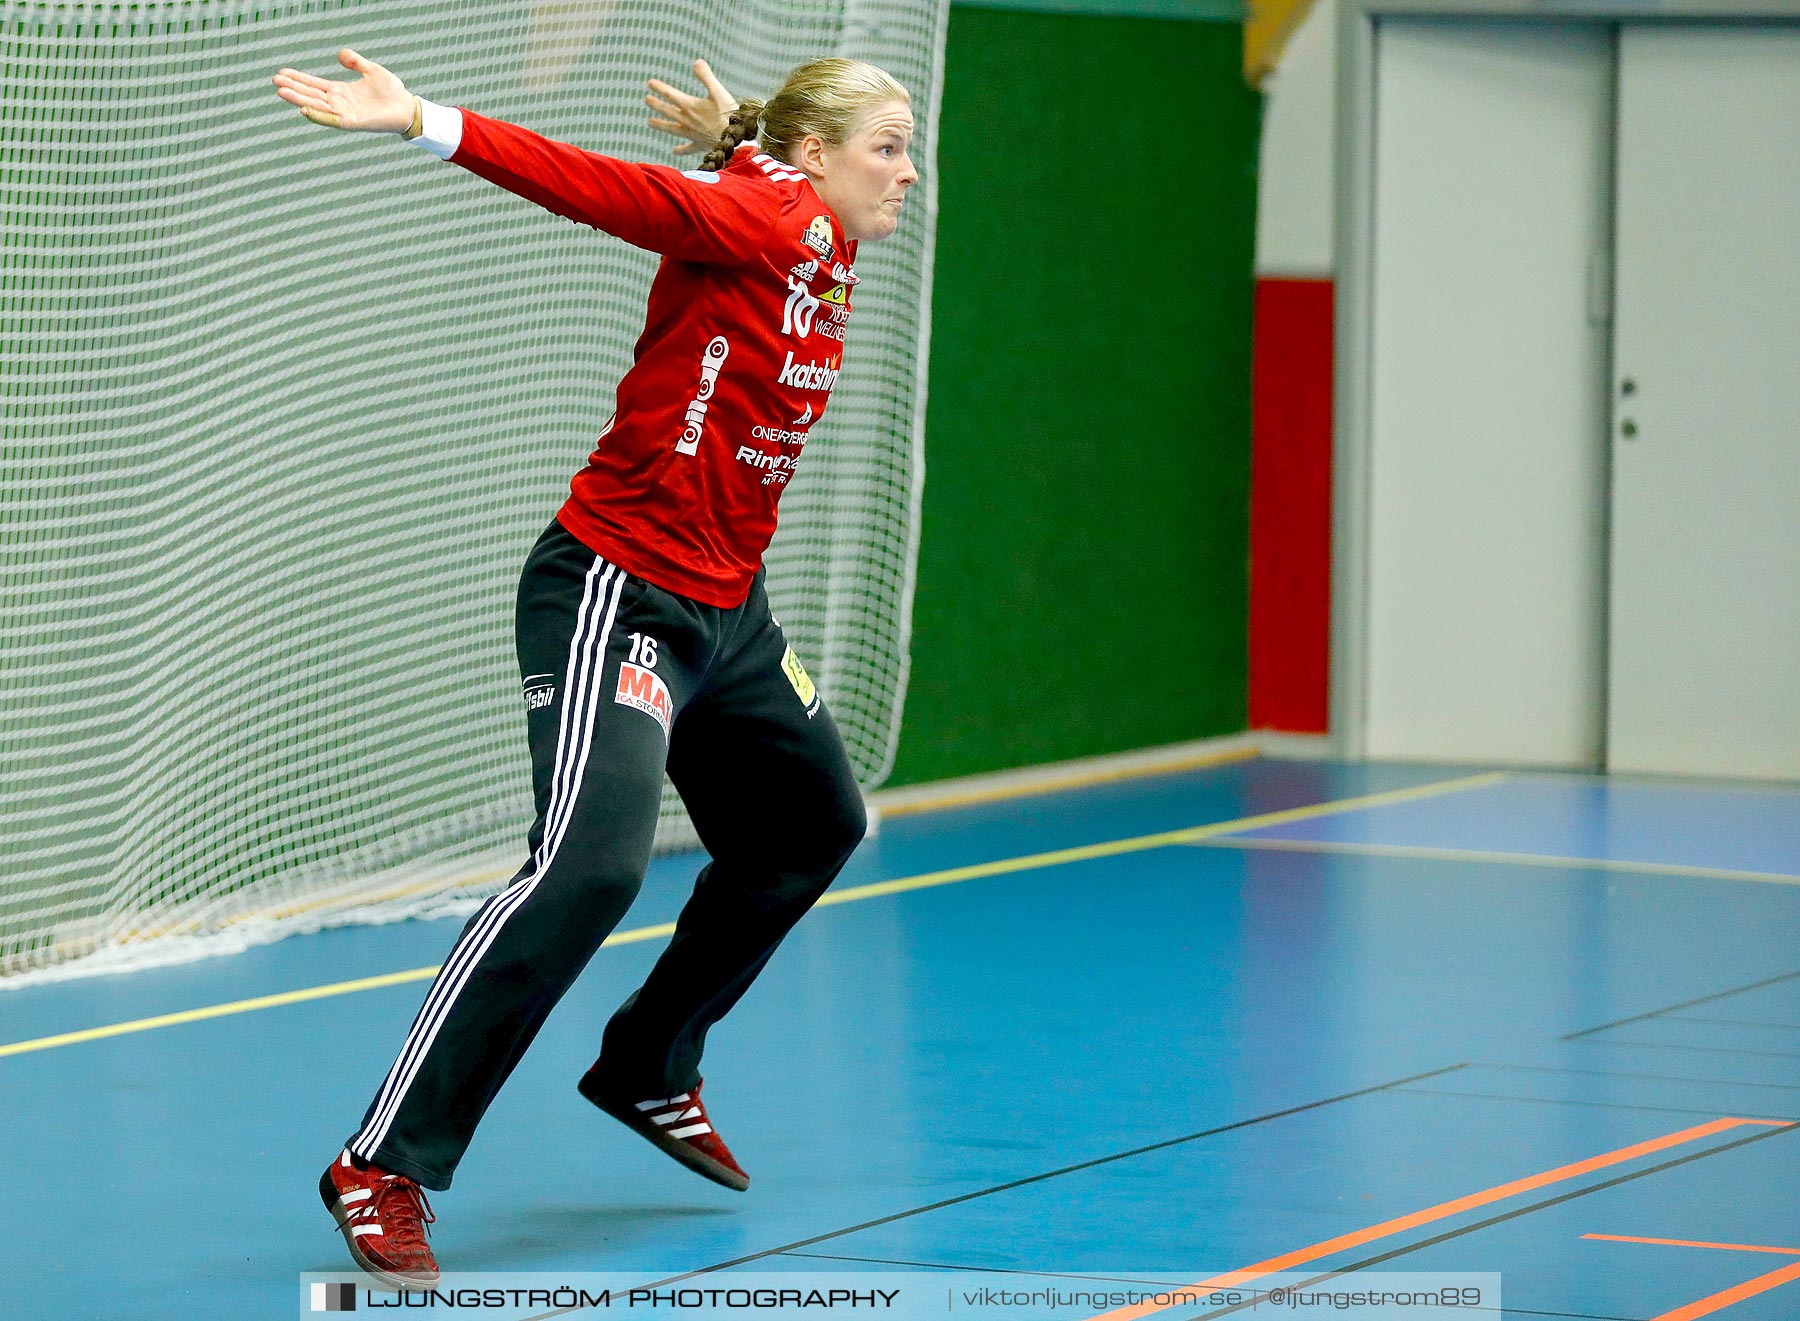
[700,57,909,172]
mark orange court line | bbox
[1584,1232,1800,1257]
[1082,1117,1795,1321]
[1651,1259,1800,1321]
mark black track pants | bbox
[346,519,866,1190]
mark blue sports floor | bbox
[4,758,1799,1319]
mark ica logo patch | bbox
[615,662,673,737]
[781,645,821,718]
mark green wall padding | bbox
[955,0,1243,20]
[888,6,1260,785]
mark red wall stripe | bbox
[1248,276,1334,733]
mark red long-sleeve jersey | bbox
[441,107,861,607]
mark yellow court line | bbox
[0,770,1504,1061]
[875,745,1262,818]
[76,748,1272,947]
[0,921,681,1061]
[1193,835,1800,887]
[820,771,1506,907]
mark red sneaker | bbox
[319,1150,440,1288]
[578,1073,750,1191]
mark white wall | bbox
[1254,0,1340,276]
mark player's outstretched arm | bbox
[270,50,765,261]
[645,59,738,156]
[271,48,414,134]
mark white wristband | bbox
[406,96,464,160]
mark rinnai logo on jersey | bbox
[737,446,801,486]
[674,336,729,456]
[777,351,840,393]
[615,663,672,737]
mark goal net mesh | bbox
[0,0,945,983]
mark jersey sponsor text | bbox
[615,662,673,737]
[522,673,556,712]
[777,351,840,393]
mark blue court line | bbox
[1394,1085,1799,1125]
[1563,968,1800,1040]
[1190,835,1800,886]
[1481,1061,1800,1093]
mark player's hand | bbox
[645,59,738,157]
[271,48,413,133]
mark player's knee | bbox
[836,792,869,861]
[566,862,645,930]
[807,788,867,879]
[769,784,865,890]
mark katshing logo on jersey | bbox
[776,351,840,393]
[831,261,859,286]
[675,336,729,456]
[615,663,673,738]
[802,214,834,261]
